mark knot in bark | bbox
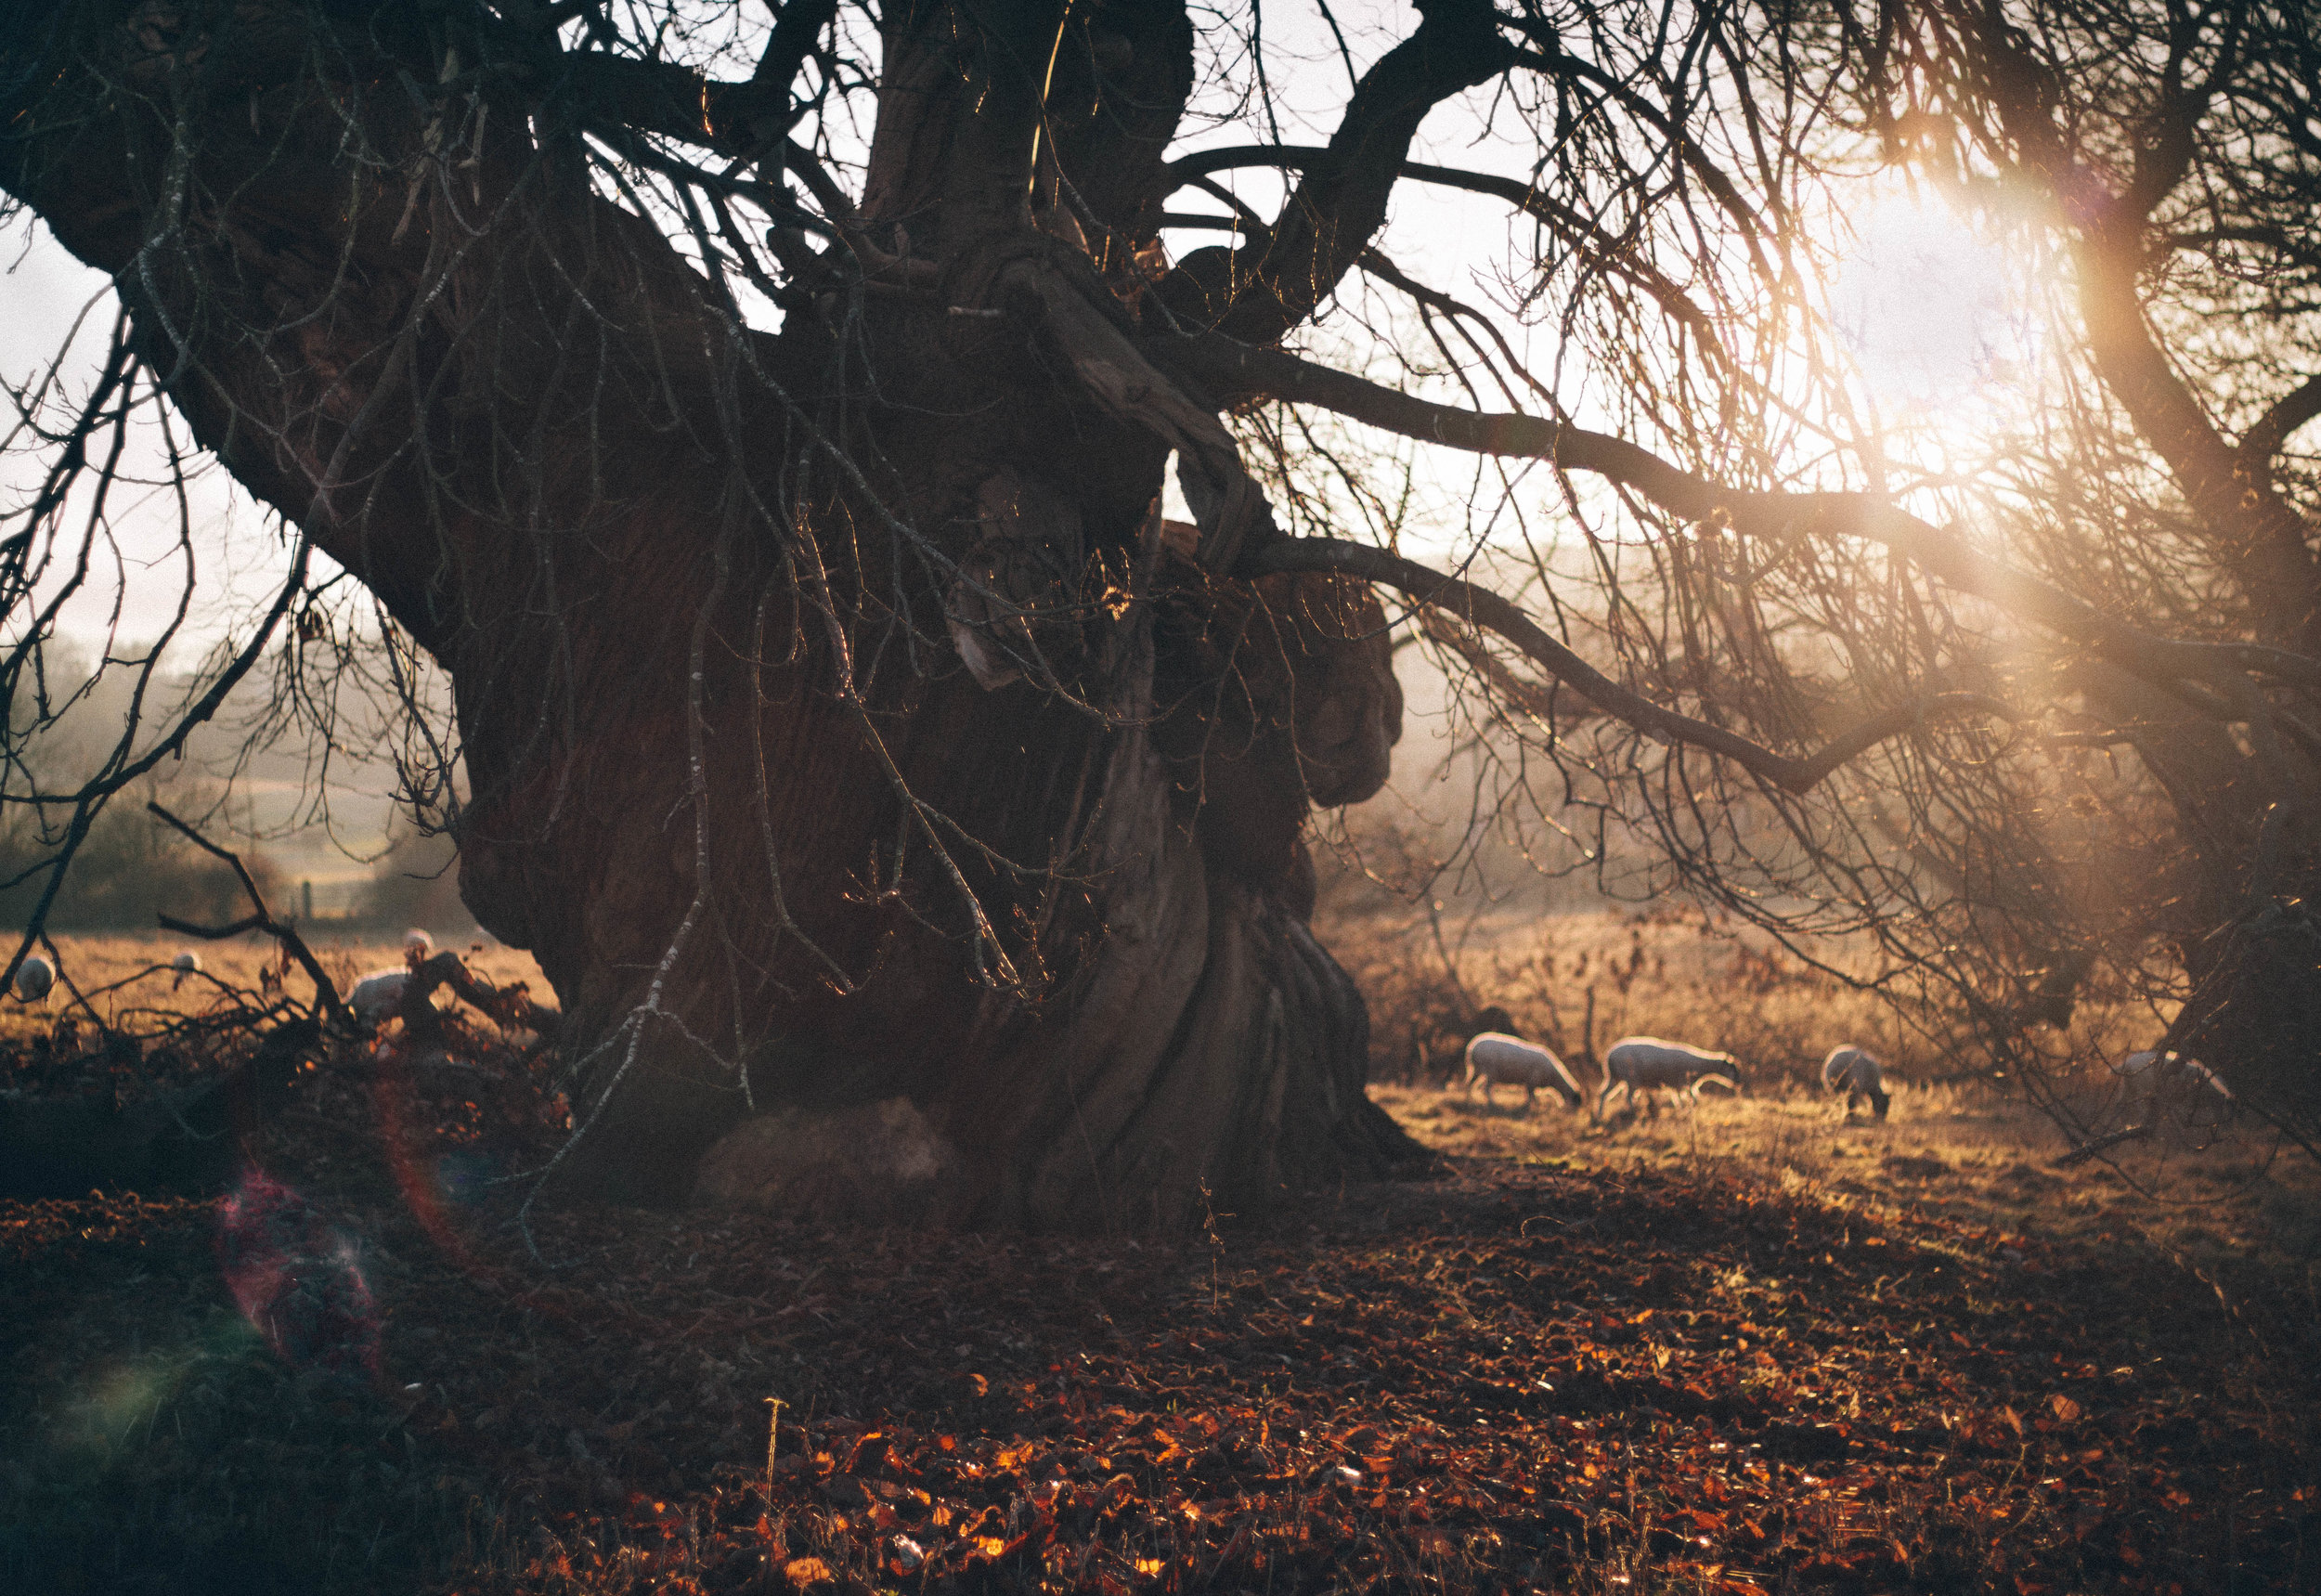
[1153,567,1403,896]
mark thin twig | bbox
[146,802,347,1027]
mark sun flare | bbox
[1832,189,2036,424]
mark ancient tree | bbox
[4,0,2319,1221]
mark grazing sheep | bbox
[1461,1032,1585,1112]
[403,928,434,963]
[1600,1036,1744,1118]
[2115,1049,2235,1127]
[349,968,410,1029]
[12,956,52,1003]
[1822,1045,1890,1120]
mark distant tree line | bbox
[0,807,479,935]
[0,784,283,931]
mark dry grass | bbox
[1381,1078,2321,1278]
[0,931,544,1051]
[1341,898,2321,1305]
[1324,901,2159,1094]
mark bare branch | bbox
[147,804,346,1028]
[1245,537,2016,796]
[2239,373,2321,465]
[1174,335,2321,701]
[1966,12,2321,647]
[1156,0,1511,344]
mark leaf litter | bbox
[1,1011,2315,1594]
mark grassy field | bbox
[0,930,544,1049]
[1316,898,2157,1094]
[2,930,2315,1593]
[1383,1075,2321,1308]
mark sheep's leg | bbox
[1870,1086,1890,1121]
[1521,1083,1536,1116]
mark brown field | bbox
[3,928,2315,1594]
[1316,899,2155,1094]
[1329,899,2321,1274]
[1381,1077,2321,1299]
[0,931,546,1054]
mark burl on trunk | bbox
[0,0,1443,1223]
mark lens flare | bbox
[214,1168,380,1378]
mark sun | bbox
[1830,188,2035,422]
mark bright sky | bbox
[1832,190,2039,423]
[0,223,290,677]
[0,3,2037,686]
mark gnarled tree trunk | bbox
[0,0,1440,1223]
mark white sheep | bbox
[403,928,434,963]
[2115,1049,2235,1127]
[171,949,203,991]
[348,967,411,1029]
[1600,1036,1744,1118]
[1822,1045,1890,1120]
[1461,1032,1585,1112]
[12,955,52,1002]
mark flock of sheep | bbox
[1459,1028,1790,1120]
[0,939,2241,1137]
[1457,1025,2236,1128]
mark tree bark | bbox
[0,0,1422,1224]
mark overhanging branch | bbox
[1173,334,2321,702]
[1164,146,1727,360]
[1244,538,2015,795]
[507,3,837,158]
[1155,0,1511,344]
[1419,609,1602,733]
